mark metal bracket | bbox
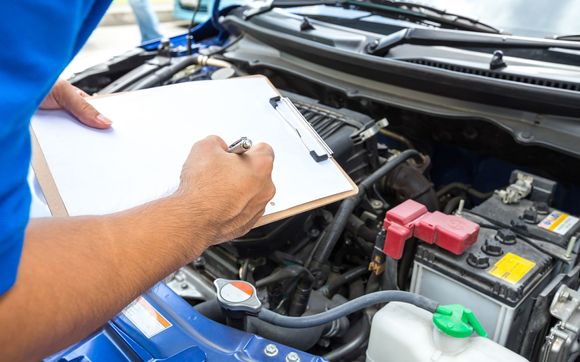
[351,118,389,145]
[495,171,534,204]
[540,285,580,362]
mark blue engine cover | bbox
[45,283,325,362]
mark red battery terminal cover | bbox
[383,199,480,260]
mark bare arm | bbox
[9,197,201,361]
[0,135,275,361]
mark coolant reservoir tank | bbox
[366,302,528,362]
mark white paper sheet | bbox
[31,77,354,218]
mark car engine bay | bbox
[54,3,580,362]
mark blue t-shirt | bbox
[0,1,111,295]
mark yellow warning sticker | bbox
[488,252,536,285]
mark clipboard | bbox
[30,76,358,227]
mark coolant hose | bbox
[257,290,438,328]
[312,150,422,265]
[318,266,368,297]
[323,311,371,361]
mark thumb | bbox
[55,81,112,129]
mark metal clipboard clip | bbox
[269,96,333,162]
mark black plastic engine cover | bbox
[224,90,379,257]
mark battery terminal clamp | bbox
[433,304,488,338]
[214,278,262,315]
[383,199,480,260]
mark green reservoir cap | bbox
[432,304,487,338]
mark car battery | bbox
[472,196,580,250]
[410,225,555,352]
[473,170,580,249]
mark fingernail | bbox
[97,114,112,125]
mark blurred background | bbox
[63,0,222,79]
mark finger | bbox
[39,79,65,110]
[204,135,228,152]
[266,183,276,201]
[244,143,275,178]
[77,88,90,98]
[247,142,275,160]
[55,81,112,129]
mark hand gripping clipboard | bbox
[30,75,358,227]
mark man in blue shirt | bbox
[0,2,275,360]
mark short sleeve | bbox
[0,0,110,295]
[0,130,31,295]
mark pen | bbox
[228,137,253,154]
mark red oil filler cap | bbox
[383,200,480,259]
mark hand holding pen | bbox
[228,137,253,154]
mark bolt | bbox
[559,289,571,302]
[309,228,321,238]
[174,273,185,282]
[180,282,188,289]
[264,344,278,357]
[370,200,383,209]
[520,131,532,140]
[456,199,465,216]
[193,256,206,269]
[286,352,301,362]
[368,38,380,50]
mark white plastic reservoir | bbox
[366,302,528,362]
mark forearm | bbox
[0,195,206,361]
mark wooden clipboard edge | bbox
[30,127,69,217]
[30,75,359,226]
[255,160,358,227]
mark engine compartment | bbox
[65,23,580,362]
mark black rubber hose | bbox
[312,150,422,264]
[195,297,332,350]
[323,312,371,361]
[255,265,315,317]
[347,215,379,243]
[128,55,199,90]
[358,225,380,242]
[255,265,314,288]
[257,290,438,328]
[349,278,365,300]
[246,317,326,351]
[443,195,464,214]
[382,256,399,290]
[436,182,493,200]
[318,266,368,297]
[396,241,414,289]
[383,163,438,211]
[365,273,380,294]
[288,277,313,316]
[194,298,226,323]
